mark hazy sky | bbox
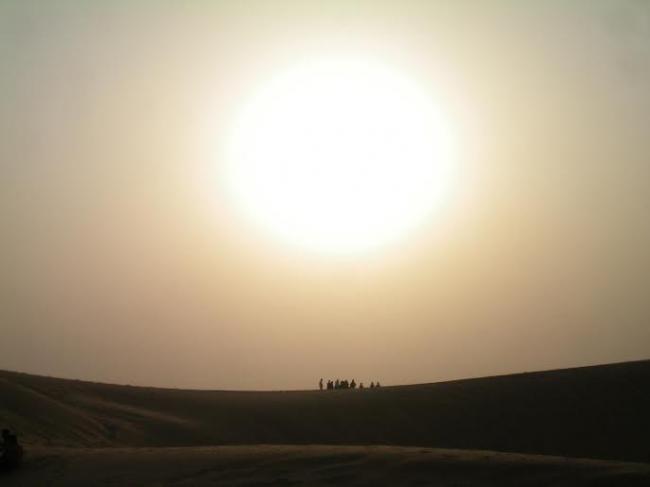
[1,1,649,389]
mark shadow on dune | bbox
[1,360,649,463]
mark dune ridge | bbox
[1,360,649,462]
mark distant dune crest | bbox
[1,360,649,463]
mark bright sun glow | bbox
[225,56,454,254]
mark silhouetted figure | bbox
[376,381,381,387]
[335,379,340,389]
[327,380,333,390]
[319,378,323,391]
[370,382,375,388]
[359,382,364,389]
[0,429,23,471]
[341,380,349,389]
[350,379,356,389]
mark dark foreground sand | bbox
[4,445,650,487]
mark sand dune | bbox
[4,445,650,487]
[2,360,649,463]
[2,361,649,485]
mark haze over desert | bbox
[1,0,649,484]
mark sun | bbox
[224,56,453,254]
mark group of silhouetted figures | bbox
[0,429,23,472]
[318,378,381,390]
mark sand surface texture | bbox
[4,445,650,487]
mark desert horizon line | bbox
[3,357,648,393]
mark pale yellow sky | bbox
[1,1,649,389]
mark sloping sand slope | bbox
[1,360,649,462]
[4,445,650,487]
